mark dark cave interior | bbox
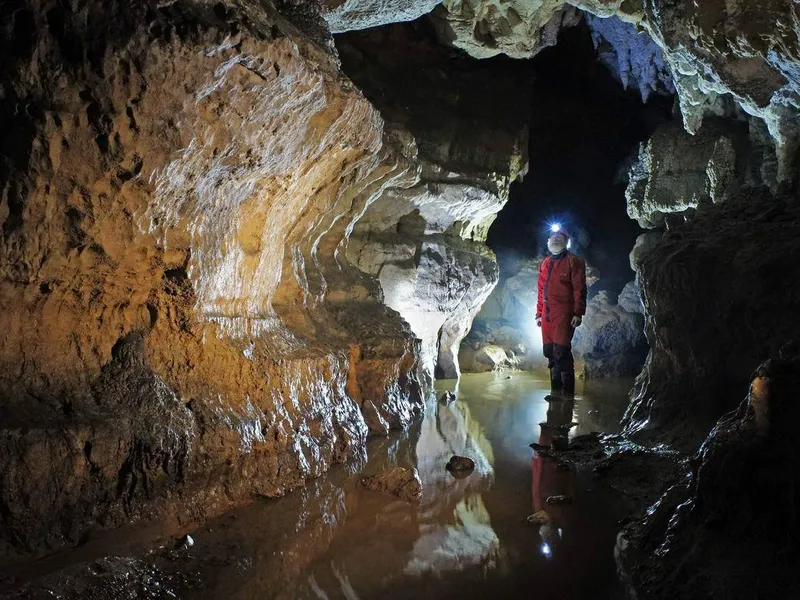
[487,19,675,298]
[1,1,799,599]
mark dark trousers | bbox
[543,343,575,392]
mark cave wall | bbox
[0,0,529,556]
[335,21,530,381]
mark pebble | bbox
[439,391,457,405]
[446,455,475,472]
[527,510,552,526]
[546,495,573,505]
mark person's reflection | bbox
[531,395,576,556]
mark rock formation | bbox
[3,1,800,597]
[624,187,800,447]
[337,20,530,382]
[572,290,646,378]
[618,348,800,600]
[0,1,526,556]
[585,13,674,102]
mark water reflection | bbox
[289,372,632,599]
[7,372,633,600]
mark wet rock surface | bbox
[337,19,531,383]
[617,351,800,600]
[446,455,475,472]
[2,373,634,600]
[360,466,423,503]
[0,0,434,557]
[545,433,686,519]
[625,188,800,447]
[439,390,457,405]
[526,510,552,526]
[0,0,535,558]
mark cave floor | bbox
[4,372,635,600]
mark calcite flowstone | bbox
[0,0,427,556]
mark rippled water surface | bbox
[5,372,634,600]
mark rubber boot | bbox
[550,368,563,393]
[561,370,575,396]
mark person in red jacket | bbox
[535,225,587,394]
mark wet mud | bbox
[2,372,645,600]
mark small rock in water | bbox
[439,391,457,405]
[546,495,573,505]
[526,510,552,526]
[175,534,194,550]
[446,455,475,472]
[361,467,422,503]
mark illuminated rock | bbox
[361,466,423,502]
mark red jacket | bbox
[536,252,587,321]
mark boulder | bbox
[573,291,647,379]
[439,390,457,405]
[445,455,476,472]
[475,345,513,370]
[361,467,423,503]
[527,510,552,526]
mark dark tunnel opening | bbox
[487,17,675,299]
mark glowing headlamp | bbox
[550,223,561,233]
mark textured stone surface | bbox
[360,466,423,502]
[0,4,533,557]
[322,0,441,33]
[431,0,580,59]
[618,351,800,600]
[642,0,800,187]
[422,0,799,188]
[586,13,674,102]
[573,291,646,378]
[626,121,743,227]
[616,280,643,314]
[624,188,800,447]
[629,231,662,270]
[337,21,530,383]
[0,0,424,557]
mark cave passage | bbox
[488,19,674,298]
[460,18,673,380]
[5,373,635,599]
[2,1,799,598]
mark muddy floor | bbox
[2,372,644,600]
